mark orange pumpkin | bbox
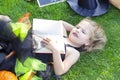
[0,70,18,80]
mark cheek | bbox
[78,36,89,44]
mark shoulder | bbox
[66,46,80,57]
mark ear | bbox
[84,38,91,46]
[85,41,90,46]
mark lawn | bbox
[0,0,120,80]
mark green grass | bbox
[0,0,120,80]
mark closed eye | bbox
[76,26,80,29]
[82,29,86,34]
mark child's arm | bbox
[41,38,80,75]
[61,20,75,32]
[0,51,15,64]
[5,51,15,60]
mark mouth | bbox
[72,32,78,38]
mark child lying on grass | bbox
[0,14,107,79]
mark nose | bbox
[76,29,80,33]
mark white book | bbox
[32,18,65,54]
[37,0,65,7]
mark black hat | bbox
[0,20,15,41]
[67,0,109,16]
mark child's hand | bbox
[41,37,59,52]
[5,51,15,60]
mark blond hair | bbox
[80,18,107,52]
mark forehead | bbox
[77,20,95,31]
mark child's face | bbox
[69,20,95,47]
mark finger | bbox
[46,37,51,42]
[41,40,49,46]
[43,38,51,43]
[42,39,49,43]
[41,41,47,47]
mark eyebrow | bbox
[76,25,81,28]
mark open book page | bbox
[32,19,65,54]
[32,19,63,36]
[37,0,65,7]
